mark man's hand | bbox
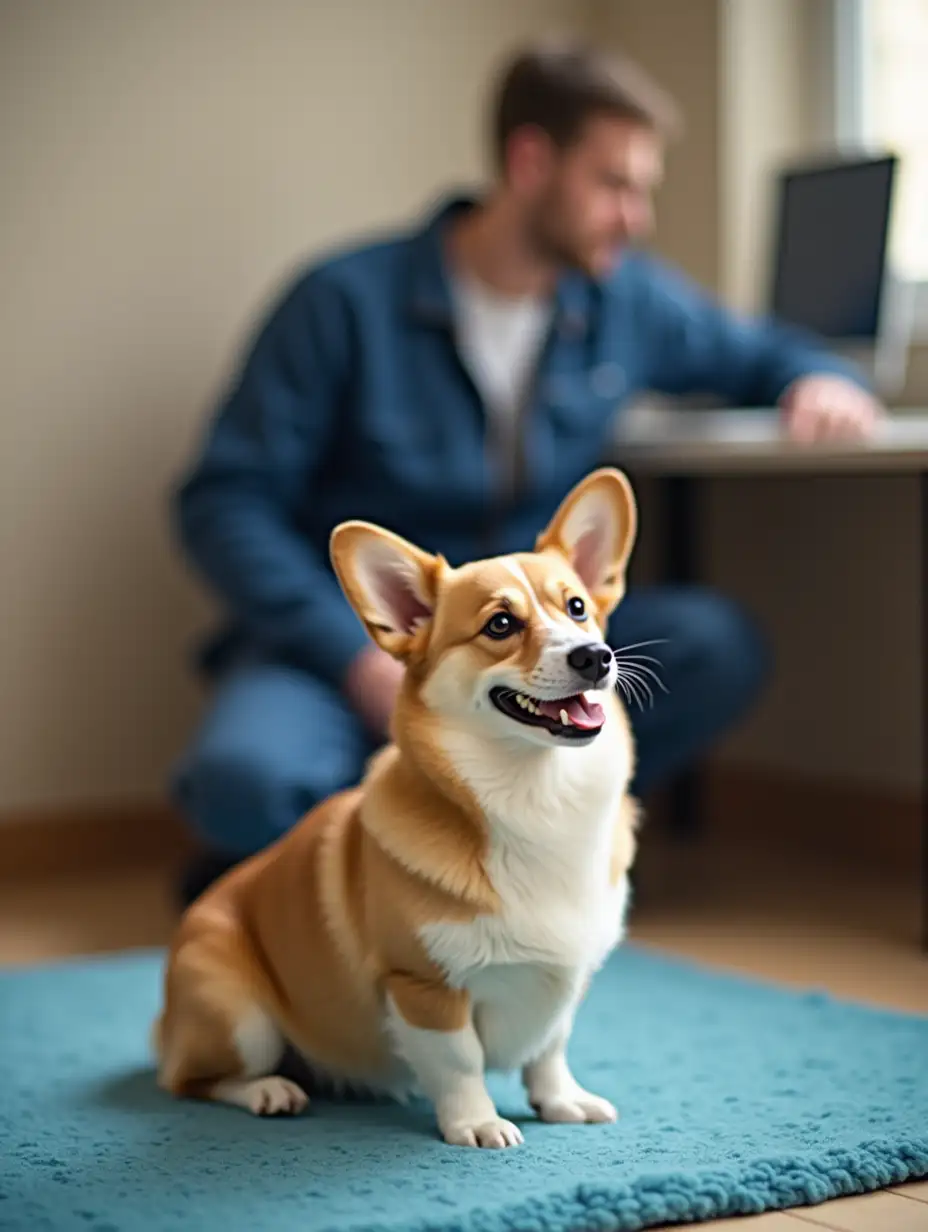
[344,644,405,739]
[779,375,883,444]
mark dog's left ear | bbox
[330,521,443,661]
[535,468,637,616]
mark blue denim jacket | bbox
[174,194,860,685]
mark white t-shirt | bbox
[450,273,553,482]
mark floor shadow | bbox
[93,1065,167,1112]
[92,1051,398,1111]
[89,1062,440,1137]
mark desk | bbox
[614,406,928,474]
[610,407,928,949]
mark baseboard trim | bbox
[704,763,920,876]
[0,800,198,883]
[0,768,919,884]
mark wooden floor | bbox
[1,835,926,1230]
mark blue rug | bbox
[1,947,927,1232]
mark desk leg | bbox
[664,475,705,840]
[922,472,928,951]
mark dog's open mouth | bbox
[489,687,605,739]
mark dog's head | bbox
[330,468,637,748]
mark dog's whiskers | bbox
[611,644,669,711]
[611,639,669,656]
[613,650,669,710]
[612,651,665,668]
[616,674,647,710]
[615,660,668,693]
[617,673,652,709]
[616,665,655,709]
[615,661,667,691]
[616,665,650,704]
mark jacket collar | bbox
[405,191,596,340]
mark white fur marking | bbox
[420,715,631,1074]
[234,1006,284,1078]
[469,963,580,1072]
[501,558,561,632]
[523,1029,618,1124]
[386,1000,523,1148]
[210,1075,309,1117]
[499,557,612,699]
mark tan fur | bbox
[156,761,495,1096]
[155,468,641,1138]
[386,973,471,1032]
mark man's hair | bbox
[490,38,681,171]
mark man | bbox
[170,40,880,900]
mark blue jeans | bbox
[171,587,770,857]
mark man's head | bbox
[490,39,679,276]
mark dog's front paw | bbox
[212,1075,310,1117]
[443,1117,524,1149]
[534,1091,617,1125]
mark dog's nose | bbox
[567,642,613,685]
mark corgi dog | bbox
[154,467,641,1149]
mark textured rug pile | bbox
[1,946,926,1232]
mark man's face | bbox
[518,115,664,277]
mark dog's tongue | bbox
[537,694,605,731]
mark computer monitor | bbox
[768,154,912,396]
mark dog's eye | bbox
[567,596,587,621]
[482,611,521,640]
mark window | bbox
[835,0,928,286]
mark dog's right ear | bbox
[535,467,637,618]
[330,522,443,660]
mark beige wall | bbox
[718,0,821,312]
[598,0,721,292]
[0,0,594,812]
[2,0,922,817]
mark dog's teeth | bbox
[559,708,570,726]
[516,694,528,708]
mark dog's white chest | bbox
[421,866,629,1072]
[467,962,583,1072]
[417,723,632,1069]
[421,858,629,982]
[422,728,631,979]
